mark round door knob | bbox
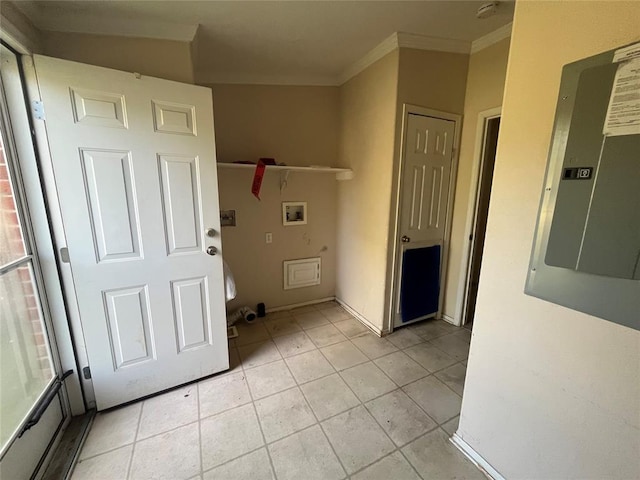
[205,228,216,237]
[206,246,217,255]
[401,235,411,243]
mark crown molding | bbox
[201,23,514,86]
[396,32,471,55]
[339,31,474,84]
[470,22,512,54]
[338,32,399,85]
[196,71,340,87]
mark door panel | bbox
[401,116,454,244]
[81,149,141,262]
[396,114,456,327]
[104,285,154,369]
[152,100,196,136]
[171,277,210,351]
[159,154,202,254]
[428,165,444,229]
[70,88,127,128]
[33,55,228,409]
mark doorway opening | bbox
[460,113,501,327]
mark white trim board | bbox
[265,297,336,313]
[397,32,470,54]
[470,22,512,54]
[200,24,512,87]
[441,313,457,326]
[453,107,502,326]
[450,433,506,480]
[264,296,384,337]
[340,26,511,84]
[335,298,385,337]
[22,55,96,410]
[340,31,471,84]
[338,32,400,85]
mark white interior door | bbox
[395,113,456,327]
[33,55,228,409]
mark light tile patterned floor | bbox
[72,302,483,480]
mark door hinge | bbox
[82,366,92,379]
[59,247,70,263]
[32,100,45,120]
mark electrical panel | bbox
[526,41,640,330]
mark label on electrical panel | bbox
[603,57,640,137]
[612,42,640,63]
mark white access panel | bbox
[283,258,321,290]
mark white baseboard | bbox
[335,298,385,336]
[441,313,458,326]
[266,297,336,313]
[450,433,505,480]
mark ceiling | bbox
[15,1,514,85]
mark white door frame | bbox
[387,104,462,333]
[453,107,501,326]
[21,55,96,410]
[1,14,85,415]
[1,47,83,414]
[0,45,78,479]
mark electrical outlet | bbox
[266,232,273,244]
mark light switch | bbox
[266,232,272,244]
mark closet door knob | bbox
[401,235,411,243]
[206,246,217,256]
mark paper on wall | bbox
[603,57,640,137]
[612,42,640,63]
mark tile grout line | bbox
[297,327,410,477]
[124,398,144,480]
[79,305,469,479]
[196,380,204,478]
[329,345,435,478]
[199,364,462,453]
[237,342,279,480]
[279,345,350,479]
[78,332,467,468]
[254,303,375,477]
[200,343,272,478]
[200,445,267,478]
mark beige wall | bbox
[442,38,510,320]
[396,48,469,112]
[209,84,340,166]
[459,2,640,478]
[42,31,195,83]
[336,48,469,332]
[212,84,340,310]
[218,169,336,311]
[336,51,399,331]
